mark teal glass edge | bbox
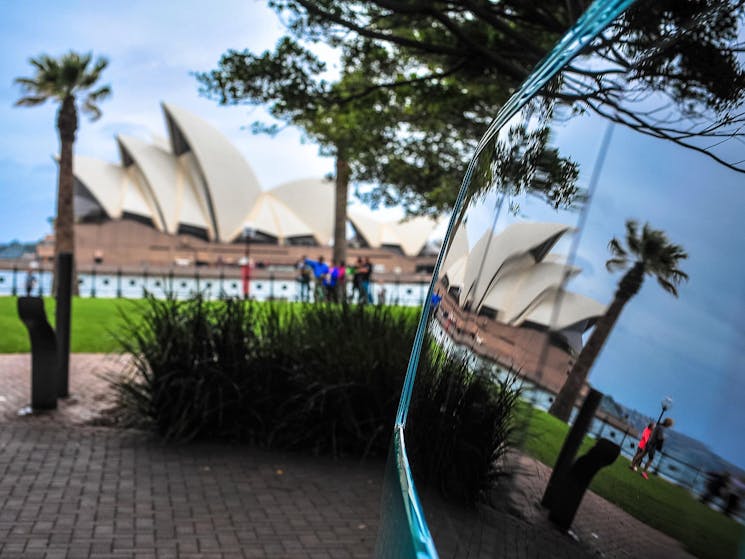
[377,1,639,557]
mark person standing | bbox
[630,422,655,472]
[641,417,674,479]
[351,257,364,303]
[305,256,329,302]
[24,268,37,296]
[296,255,312,302]
[360,257,373,303]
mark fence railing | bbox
[0,265,432,307]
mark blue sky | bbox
[1,2,743,467]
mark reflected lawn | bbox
[521,407,743,559]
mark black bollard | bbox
[17,297,58,410]
[56,252,73,398]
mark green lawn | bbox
[0,296,138,353]
[520,407,744,559]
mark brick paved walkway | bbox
[0,354,696,558]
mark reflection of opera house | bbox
[435,221,606,400]
[36,103,439,278]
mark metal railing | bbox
[0,265,431,307]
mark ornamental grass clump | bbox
[114,295,418,453]
[406,349,522,504]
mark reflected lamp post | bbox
[241,225,255,299]
[657,396,673,424]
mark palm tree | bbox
[15,51,110,398]
[15,51,111,284]
[548,220,688,422]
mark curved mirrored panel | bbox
[381,2,745,557]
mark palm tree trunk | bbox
[56,96,77,256]
[548,263,644,422]
[55,96,78,295]
[332,154,349,265]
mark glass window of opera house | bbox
[374,1,745,558]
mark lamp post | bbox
[656,396,673,424]
[241,225,255,299]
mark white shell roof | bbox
[244,193,318,241]
[162,103,262,242]
[439,221,604,330]
[480,261,580,323]
[117,134,211,235]
[512,287,606,331]
[463,222,571,307]
[72,103,439,255]
[348,211,438,256]
[73,156,128,219]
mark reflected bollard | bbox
[542,389,603,509]
[17,297,58,410]
[11,265,18,296]
[117,268,122,298]
[548,438,620,530]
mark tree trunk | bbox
[55,96,78,295]
[332,154,349,265]
[548,263,644,422]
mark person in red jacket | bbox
[630,422,655,472]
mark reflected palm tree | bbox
[549,220,689,422]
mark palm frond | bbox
[82,100,102,121]
[607,237,627,258]
[605,257,627,272]
[656,276,679,296]
[15,96,48,107]
[86,85,111,103]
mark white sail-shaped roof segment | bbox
[120,178,155,222]
[162,103,262,242]
[386,216,438,256]
[73,155,128,219]
[269,178,335,246]
[479,261,580,322]
[348,210,383,248]
[117,134,211,236]
[244,193,317,241]
[346,211,438,256]
[512,287,606,330]
[463,222,571,307]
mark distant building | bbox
[434,221,606,399]
[37,103,440,274]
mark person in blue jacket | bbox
[304,256,329,302]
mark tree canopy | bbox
[200,0,745,215]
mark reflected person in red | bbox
[630,422,655,472]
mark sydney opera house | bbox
[432,220,606,397]
[36,103,441,277]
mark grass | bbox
[520,407,744,559]
[0,296,137,353]
[0,296,419,354]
